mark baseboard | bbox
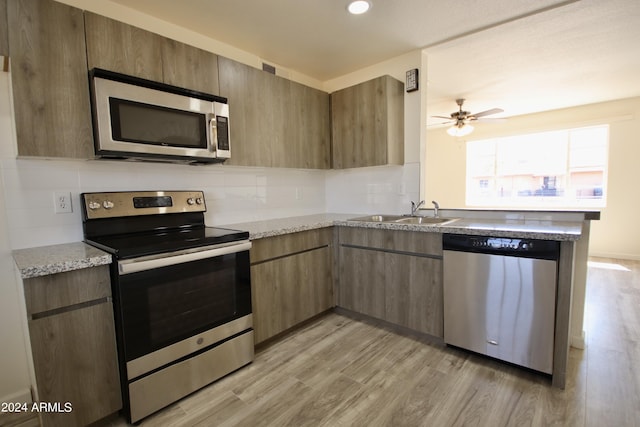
[588,252,640,261]
[570,330,586,350]
[0,388,33,404]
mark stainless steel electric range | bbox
[81,190,253,424]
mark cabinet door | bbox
[286,81,331,169]
[218,57,330,169]
[331,75,404,169]
[29,302,122,427]
[218,57,279,167]
[161,38,219,94]
[338,246,386,320]
[84,12,163,82]
[251,246,332,344]
[8,0,94,158]
[385,254,443,337]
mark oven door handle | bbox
[118,241,252,275]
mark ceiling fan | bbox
[432,99,504,136]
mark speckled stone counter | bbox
[223,213,584,241]
[222,213,356,239]
[13,242,112,279]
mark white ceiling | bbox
[110,0,640,121]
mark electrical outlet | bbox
[54,191,73,214]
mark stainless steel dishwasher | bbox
[443,234,559,374]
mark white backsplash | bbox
[0,158,331,249]
[325,162,421,216]
[0,157,420,250]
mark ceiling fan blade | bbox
[474,117,507,122]
[427,120,454,127]
[431,115,454,119]
[468,108,504,119]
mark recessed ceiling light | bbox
[348,1,371,15]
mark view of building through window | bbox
[466,125,608,207]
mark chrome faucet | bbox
[410,200,425,216]
[432,200,440,218]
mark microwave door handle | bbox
[118,241,252,275]
[207,113,218,154]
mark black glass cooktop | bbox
[86,226,249,259]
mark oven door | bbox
[114,241,252,365]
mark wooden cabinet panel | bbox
[339,227,442,255]
[251,228,333,263]
[338,227,444,337]
[251,246,332,344]
[161,38,219,94]
[250,228,333,344]
[338,246,386,319]
[218,56,330,169]
[286,81,331,169]
[8,0,94,158]
[331,75,404,169]
[24,265,110,315]
[84,12,163,82]
[85,12,220,95]
[385,254,443,336]
[24,266,121,426]
[29,302,121,427]
[218,57,278,167]
[0,0,8,56]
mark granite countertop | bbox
[13,212,584,279]
[222,212,584,241]
[13,242,112,279]
[223,213,357,239]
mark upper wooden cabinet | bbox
[8,0,94,158]
[218,57,330,169]
[84,12,219,95]
[84,12,163,83]
[331,75,404,169]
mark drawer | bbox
[23,265,111,315]
[338,227,442,256]
[250,228,333,264]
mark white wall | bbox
[0,69,33,404]
[425,97,640,260]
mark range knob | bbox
[103,200,115,209]
[187,198,196,205]
[195,197,203,205]
[88,201,101,210]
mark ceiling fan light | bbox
[347,1,371,15]
[447,124,474,137]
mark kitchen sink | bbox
[347,214,458,225]
[394,216,458,225]
[347,215,406,222]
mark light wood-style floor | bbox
[5,257,636,427]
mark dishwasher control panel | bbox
[443,234,559,260]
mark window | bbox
[466,125,608,208]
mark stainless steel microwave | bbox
[89,69,230,164]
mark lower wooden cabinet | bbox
[338,227,444,337]
[23,265,121,427]
[250,229,333,344]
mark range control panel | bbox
[82,191,206,220]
